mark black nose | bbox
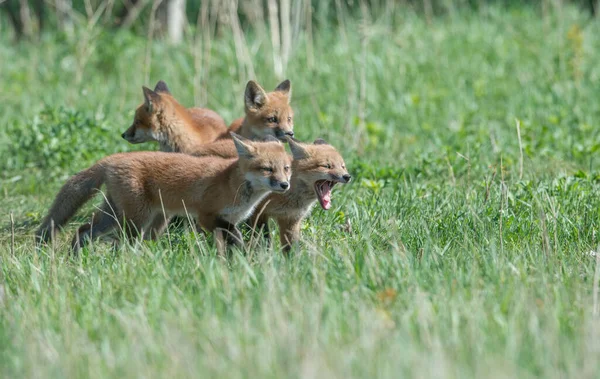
[280,182,289,190]
[342,174,352,183]
[285,131,294,137]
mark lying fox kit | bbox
[35,133,291,255]
[121,80,227,152]
[251,138,351,253]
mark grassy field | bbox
[2,4,600,378]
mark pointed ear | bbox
[142,86,161,113]
[313,138,328,145]
[288,138,310,160]
[244,80,268,111]
[154,80,171,94]
[231,132,256,159]
[274,79,291,102]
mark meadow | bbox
[2,3,600,378]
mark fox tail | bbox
[35,164,105,244]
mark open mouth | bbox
[314,180,336,210]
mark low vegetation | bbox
[1,4,600,378]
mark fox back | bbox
[121,80,227,152]
[36,134,292,253]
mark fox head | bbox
[242,80,294,142]
[121,81,175,144]
[288,138,351,210]
[231,133,292,193]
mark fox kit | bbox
[229,79,294,141]
[121,80,228,152]
[122,80,294,160]
[251,138,351,253]
[181,79,294,159]
[35,134,292,255]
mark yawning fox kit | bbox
[37,79,351,255]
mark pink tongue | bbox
[320,182,332,210]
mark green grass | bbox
[2,4,600,378]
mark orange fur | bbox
[121,81,228,152]
[36,135,292,255]
[251,139,351,253]
[229,117,244,133]
[230,79,294,141]
[185,80,295,159]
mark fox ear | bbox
[288,138,310,160]
[154,80,171,94]
[274,79,291,99]
[231,132,256,158]
[313,138,328,145]
[142,86,160,113]
[245,80,268,111]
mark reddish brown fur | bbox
[184,80,294,159]
[121,81,228,152]
[231,80,294,141]
[250,139,351,253]
[36,136,292,255]
[229,117,244,133]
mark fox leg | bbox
[277,218,302,255]
[145,213,171,240]
[249,213,271,246]
[71,199,120,253]
[214,218,243,255]
[123,216,150,242]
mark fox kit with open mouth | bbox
[251,138,351,253]
[36,134,292,255]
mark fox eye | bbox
[321,164,332,169]
[267,116,278,123]
[284,165,290,172]
[261,167,273,172]
[287,116,292,122]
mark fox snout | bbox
[271,178,291,192]
[122,126,135,141]
[274,128,294,140]
[332,173,352,184]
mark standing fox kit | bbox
[252,138,351,253]
[121,80,228,152]
[36,134,292,254]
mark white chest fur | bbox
[219,184,269,224]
